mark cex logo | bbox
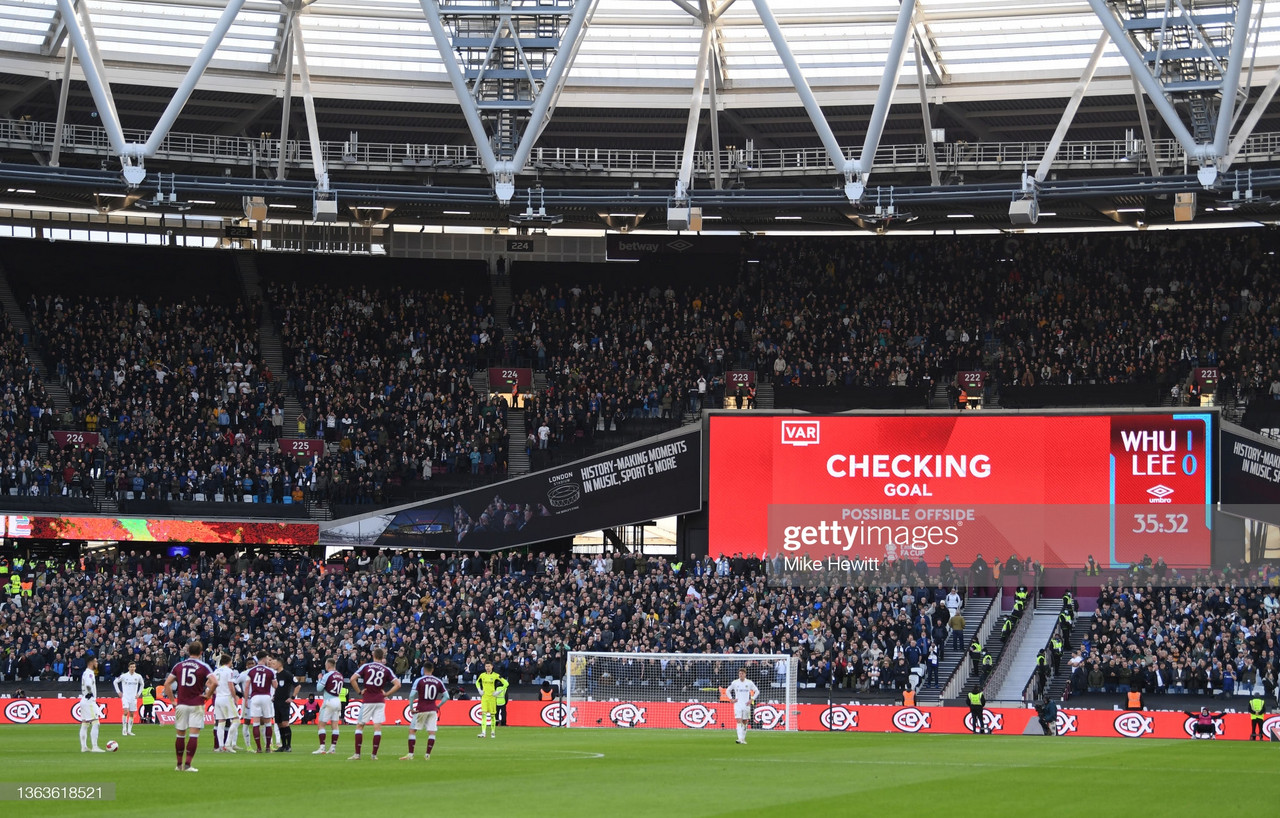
[610,703,646,727]
[781,420,820,447]
[819,705,858,731]
[753,705,785,730]
[892,707,931,733]
[1182,716,1225,738]
[965,711,1003,732]
[1055,712,1078,735]
[1114,712,1154,738]
[540,702,577,727]
[4,700,40,723]
[679,704,718,729]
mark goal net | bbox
[563,651,798,731]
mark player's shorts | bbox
[273,700,291,723]
[319,700,342,723]
[734,703,752,721]
[248,694,275,720]
[212,698,238,721]
[358,702,386,725]
[121,697,138,713]
[480,696,497,715]
[411,711,439,732]
[174,704,207,731]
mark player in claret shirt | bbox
[237,653,279,753]
[164,641,216,772]
[348,647,401,761]
[401,659,450,761]
[314,657,345,754]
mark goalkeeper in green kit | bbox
[476,662,508,738]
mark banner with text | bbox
[1221,425,1280,525]
[7,698,1273,741]
[0,515,317,544]
[321,429,702,549]
[52,431,100,450]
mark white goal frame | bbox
[564,651,799,731]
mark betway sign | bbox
[607,234,740,259]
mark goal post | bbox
[563,651,798,731]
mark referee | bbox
[271,657,300,753]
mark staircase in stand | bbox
[0,264,70,411]
[508,409,529,475]
[754,381,774,410]
[233,251,326,521]
[922,595,992,704]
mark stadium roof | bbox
[1,1,1279,231]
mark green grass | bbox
[1,725,1277,817]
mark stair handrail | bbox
[938,594,999,701]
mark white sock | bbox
[737,724,745,742]
[80,722,89,749]
[215,723,225,748]
[227,723,236,748]
[90,722,99,748]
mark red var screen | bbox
[707,413,1213,569]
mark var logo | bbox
[4,700,40,723]
[610,703,646,727]
[780,420,820,446]
[819,705,858,731]
[1113,712,1154,738]
[892,707,931,733]
[678,704,718,729]
[1055,712,1078,735]
[540,702,577,727]
[753,705,785,730]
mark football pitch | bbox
[1,725,1277,817]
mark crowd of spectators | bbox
[19,292,312,505]
[269,281,508,507]
[4,229,1280,509]
[0,317,60,498]
[1067,567,1280,700]
[1,548,962,696]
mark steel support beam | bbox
[276,9,296,181]
[913,34,939,187]
[50,47,73,168]
[852,0,916,194]
[419,0,500,175]
[54,0,126,158]
[1086,0,1205,162]
[1227,69,1280,169]
[290,15,328,190]
[710,0,737,23]
[669,0,701,19]
[750,0,848,179]
[1133,74,1162,176]
[677,21,715,198]
[1035,32,1108,183]
[524,1,600,152]
[709,49,723,190]
[143,0,247,156]
[503,0,599,184]
[1213,0,1255,158]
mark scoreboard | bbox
[708,412,1214,569]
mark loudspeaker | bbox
[1008,198,1039,225]
[242,196,267,221]
[313,195,338,222]
[1174,192,1196,222]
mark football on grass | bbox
[105,741,119,752]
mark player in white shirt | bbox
[210,654,241,753]
[79,657,105,752]
[726,668,760,745]
[113,662,145,736]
